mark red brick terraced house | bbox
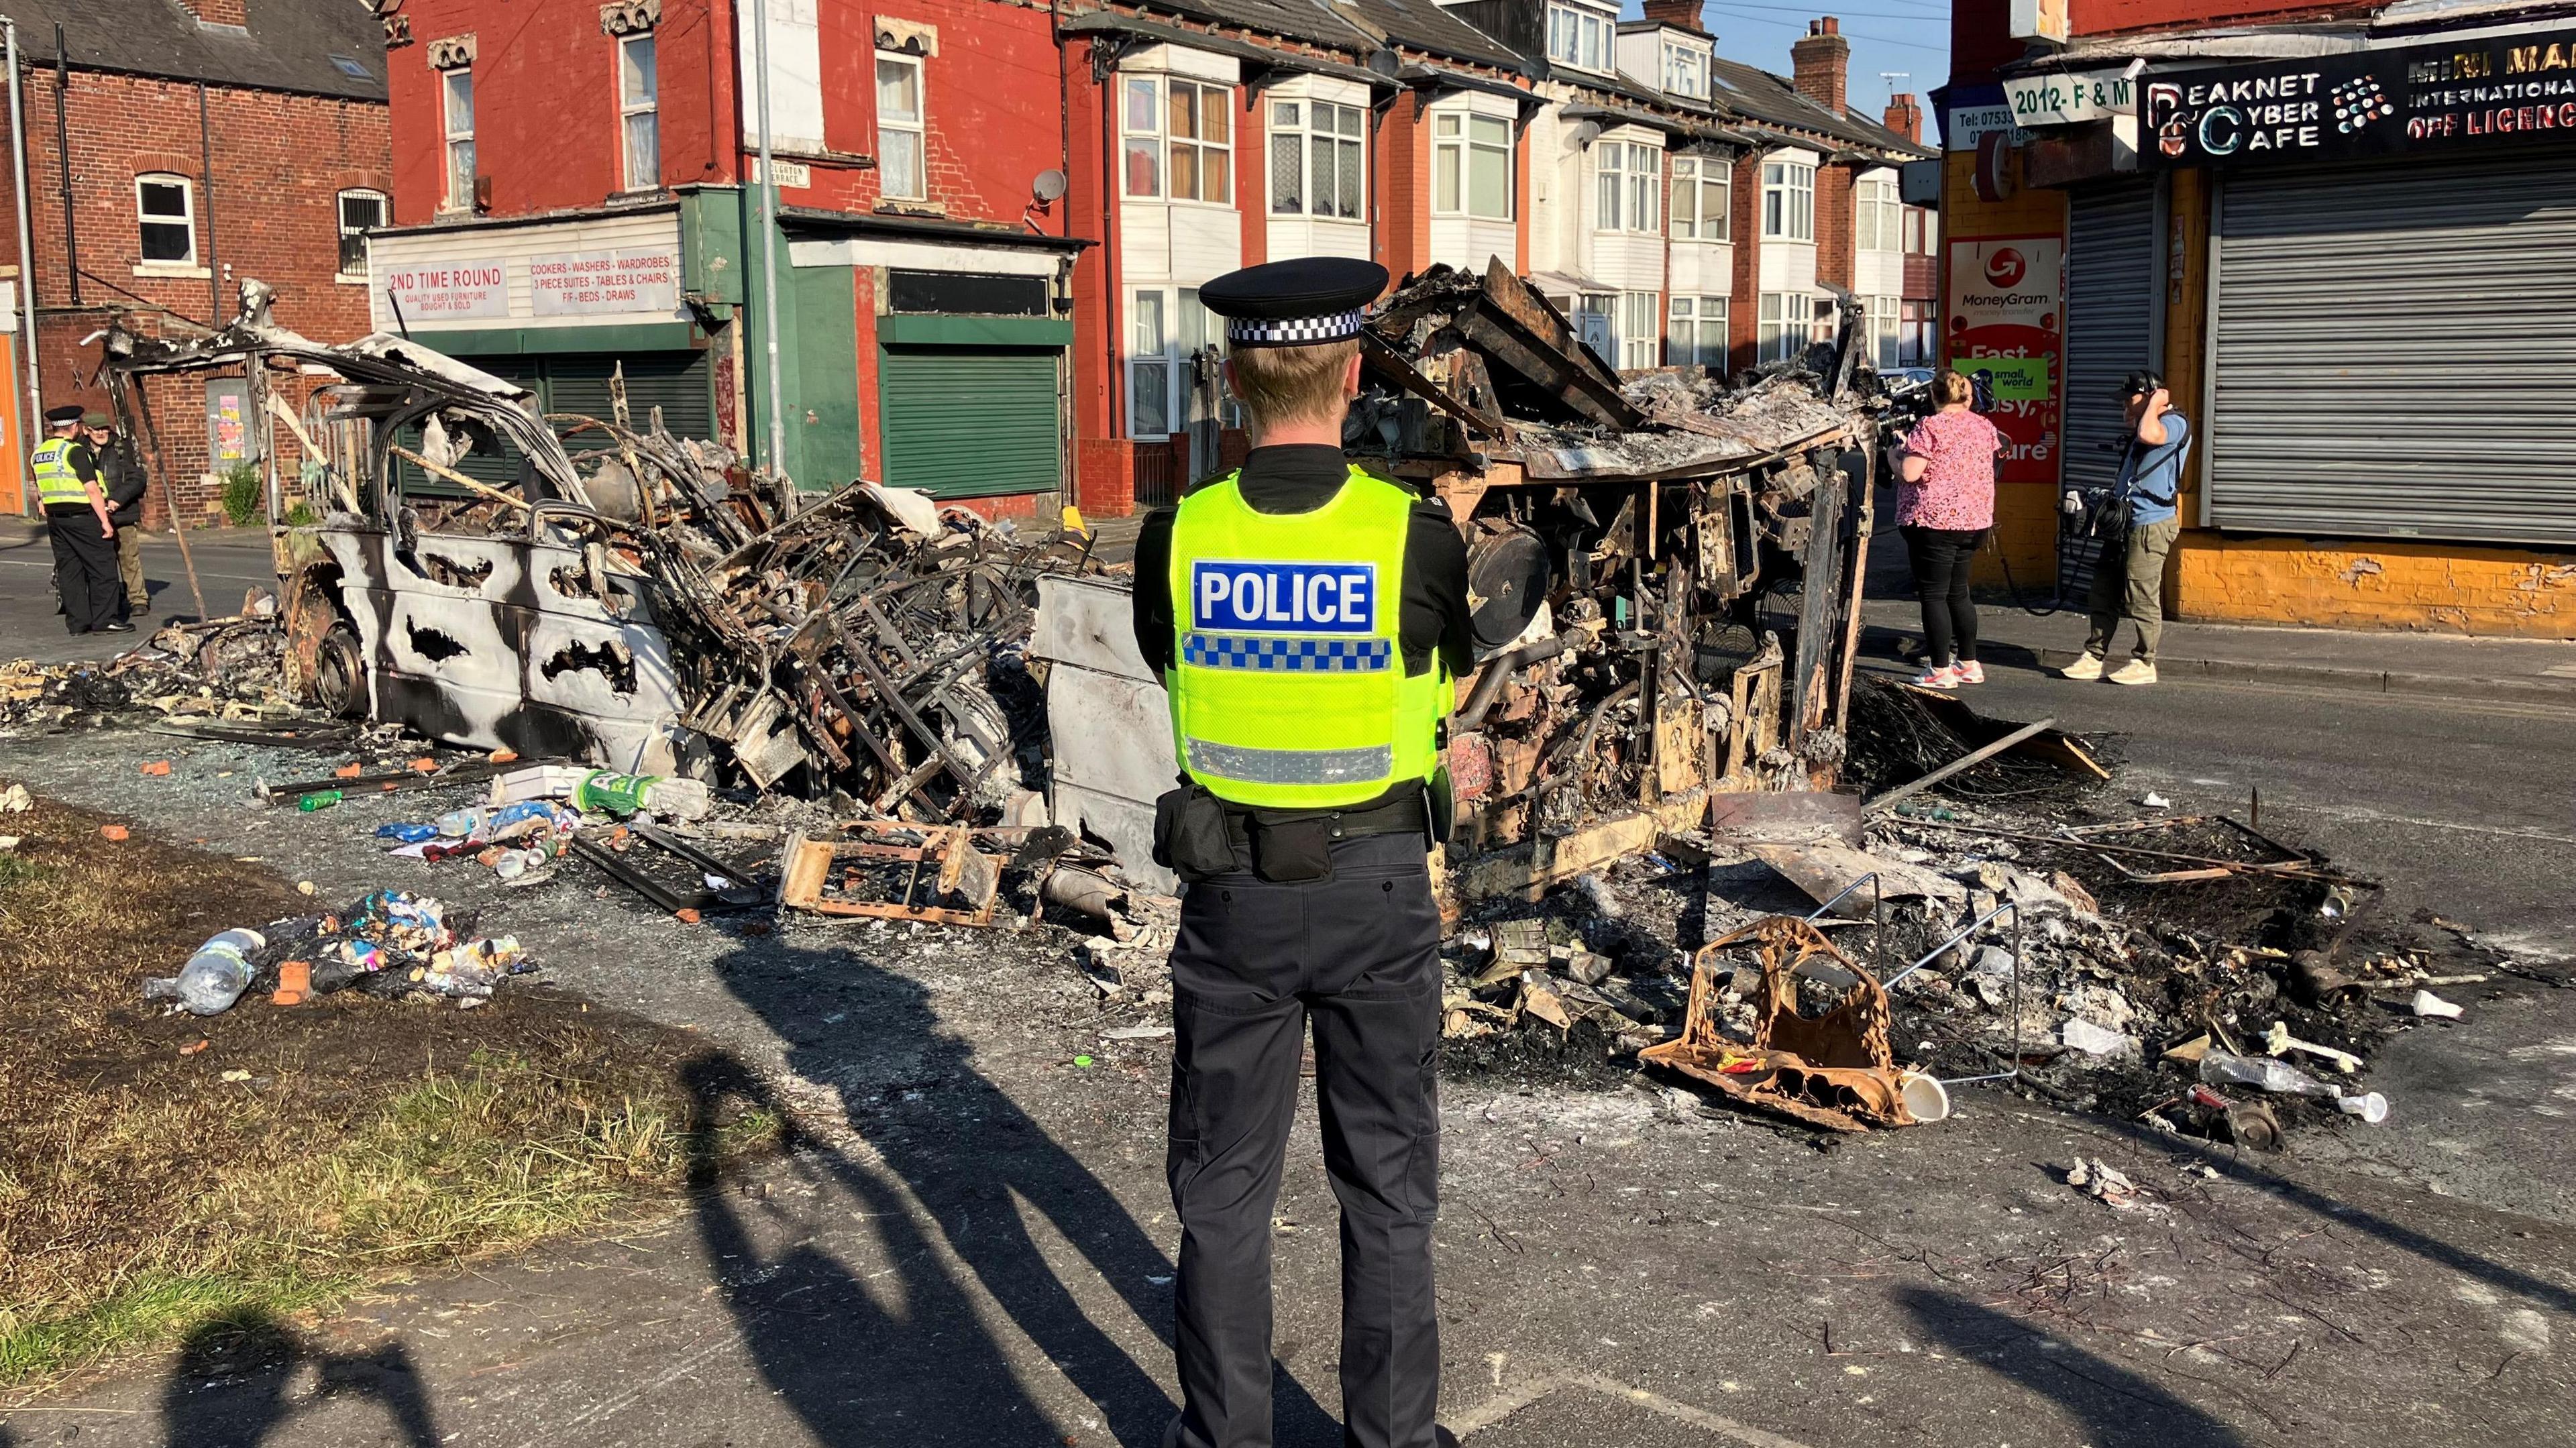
[0,0,391,522]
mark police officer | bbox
[85,410,151,620]
[1130,257,1472,1448]
[34,403,130,635]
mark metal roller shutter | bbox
[2062,181,2161,498]
[879,347,1061,498]
[2210,153,2576,545]
[541,351,716,441]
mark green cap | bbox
[81,410,111,428]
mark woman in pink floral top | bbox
[1896,371,2002,687]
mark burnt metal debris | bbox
[97,281,1089,824]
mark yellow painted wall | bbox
[2173,534,2576,635]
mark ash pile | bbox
[1440,677,2506,1146]
[1,603,301,734]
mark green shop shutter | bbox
[879,346,1061,498]
[541,351,716,441]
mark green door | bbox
[878,346,1061,498]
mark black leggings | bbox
[1902,524,1989,665]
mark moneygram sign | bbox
[2145,31,2576,168]
[1945,235,2063,486]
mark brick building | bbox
[0,0,390,522]
[371,0,1084,516]
[1940,0,2576,636]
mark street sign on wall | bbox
[2005,70,2136,127]
[2144,31,2576,168]
[1945,235,2063,486]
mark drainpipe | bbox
[51,23,68,304]
[749,0,788,486]
[198,82,219,323]
[3,17,42,514]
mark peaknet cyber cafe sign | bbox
[2145,30,2576,168]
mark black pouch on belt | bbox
[1152,782,1237,883]
[1247,814,1334,883]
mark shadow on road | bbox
[1896,1287,2251,1447]
[156,1311,439,1448]
[695,937,1340,1447]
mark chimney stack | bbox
[1640,0,1706,33]
[1883,93,1923,144]
[174,0,250,26]
[1790,17,1849,117]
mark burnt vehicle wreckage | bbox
[73,276,2496,1144]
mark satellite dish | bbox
[1032,169,1067,203]
[1570,121,1602,148]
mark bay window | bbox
[1124,76,1232,203]
[1617,290,1658,371]
[1594,141,1658,234]
[1760,156,1814,242]
[1546,3,1614,73]
[1129,288,1230,438]
[1668,295,1727,368]
[1433,109,1513,220]
[1669,154,1729,241]
[1856,176,1901,254]
[1270,98,1364,220]
[1758,292,1814,364]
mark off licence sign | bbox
[529,249,679,317]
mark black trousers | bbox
[1165,831,1443,1448]
[1902,524,1989,665]
[47,507,120,634]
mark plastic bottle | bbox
[175,928,268,1015]
[435,807,484,839]
[2199,1049,2334,1099]
[297,791,343,812]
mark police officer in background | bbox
[34,403,131,634]
[85,410,151,621]
[1130,256,1471,1448]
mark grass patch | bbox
[0,793,779,1395]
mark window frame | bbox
[1124,75,1233,205]
[1268,96,1366,221]
[135,173,197,268]
[335,188,387,282]
[1431,106,1513,221]
[1127,285,1234,439]
[1668,154,1730,242]
[618,33,661,193]
[1593,139,1658,235]
[1615,290,1658,371]
[1666,294,1727,368]
[1756,291,1814,365]
[875,49,927,201]
[1856,175,1901,254]
[441,68,476,213]
[1544,2,1615,74]
[1660,40,1709,101]
[1760,156,1815,243]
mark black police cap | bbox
[1197,257,1389,347]
[44,403,85,426]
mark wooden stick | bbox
[263,390,360,514]
[387,444,532,514]
[1863,718,2055,813]
[120,374,209,620]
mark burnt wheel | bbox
[310,622,368,719]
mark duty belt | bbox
[1220,790,1428,849]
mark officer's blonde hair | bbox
[1226,339,1360,433]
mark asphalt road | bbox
[3,565,2573,1447]
[0,523,280,664]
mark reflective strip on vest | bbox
[1183,738,1395,787]
[1164,465,1448,810]
[32,439,88,507]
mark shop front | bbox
[2140,31,2576,632]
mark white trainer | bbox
[2059,652,2106,681]
[2108,659,2159,685]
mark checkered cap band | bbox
[1224,310,1366,346]
[1181,632,1393,673]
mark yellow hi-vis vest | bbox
[1165,465,1448,809]
[33,437,89,508]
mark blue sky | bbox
[1623,1,1955,126]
